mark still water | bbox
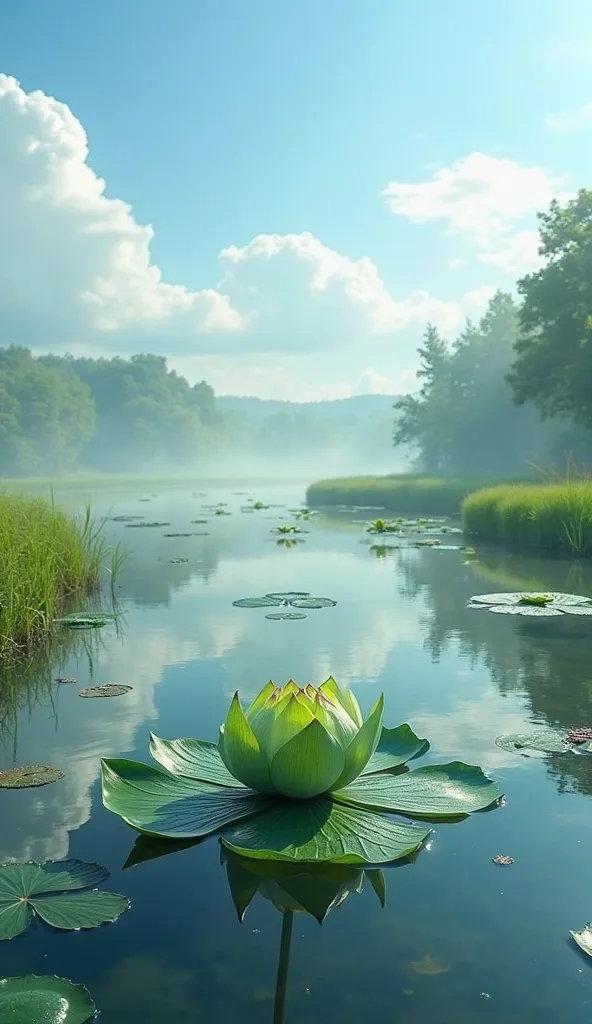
[2,485,592,1023]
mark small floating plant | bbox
[468,592,592,617]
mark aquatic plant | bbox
[0,765,64,789]
[307,474,518,516]
[0,975,96,1023]
[0,493,118,656]
[468,591,592,616]
[101,677,501,864]
[272,525,304,535]
[462,480,592,555]
[0,859,129,940]
[367,518,400,534]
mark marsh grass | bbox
[306,474,519,516]
[462,480,592,556]
[0,491,123,655]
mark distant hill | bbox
[217,394,400,419]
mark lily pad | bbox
[125,521,171,528]
[232,597,283,608]
[488,604,564,617]
[169,558,189,564]
[0,860,129,940]
[0,766,64,789]
[79,685,132,699]
[55,677,76,684]
[0,975,96,1024]
[265,592,310,601]
[571,924,592,958]
[110,515,144,522]
[265,612,307,620]
[163,533,193,538]
[495,729,572,755]
[221,797,431,865]
[55,612,116,627]
[290,598,337,609]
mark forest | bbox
[394,189,592,476]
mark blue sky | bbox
[1,0,591,399]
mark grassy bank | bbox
[306,475,517,517]
[0,492,111,655]
[462,482,592,556]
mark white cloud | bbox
[382,152,569,275]
[545,101,592,132]
[0,74,492,380]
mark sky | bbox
[1,0,591,401]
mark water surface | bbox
[2,485,592,1023]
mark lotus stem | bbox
[273,910,294,1024]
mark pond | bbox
[1,484,592,1023]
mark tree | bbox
[508,189,592,429]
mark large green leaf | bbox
[221,797,430,864]
[0,975,95,1024]
[0,860,129,940]
[101,758,273,838]
[149,735,244,788]
[361,724,430,775]
[333,761,502,818]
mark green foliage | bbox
[394,292,590,475]
[462,482,592,556]
[508,190,592,430]
[0,492,113,654]
[307,474,510,516]
[101,679,502,863]
[0,975,96,1024]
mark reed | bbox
[462,481,592,556]
[306,474,518,516]
[0,491,115,655]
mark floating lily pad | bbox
[163,533,193,538]
[265,612,307,621]
[0,766,64,789]
[190,520,208,524]
[290,598,337,609]
[79,685,132,699]
[495,729,571,755]
[125,521,171,528]
[169,558,189,564]
[55,612,116,629]
[265,592,310,601]
[110,515,144,522]
[488,604,564,617]
[55,677,76,684]
[571,924,592,958]
[0,975,96,1024]
[232,597,283,608]
[0,860,129,940]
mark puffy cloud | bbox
[0,74,491,371]
[382,152,569,275]
[545,101,592,132]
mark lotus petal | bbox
[361,724,430,775]
[333,761,502,818]
[331,696,384,790]
[270,720,345,799]
[219,694,274,792]
[101,758,273,838]
[221,796,430,864]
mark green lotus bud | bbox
[218,678,384,799]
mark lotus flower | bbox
[101,677,502,865]
[219,679,382,799]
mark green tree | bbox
[508,189,592,429]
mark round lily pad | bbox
[290,597,337,609]
[495,729,571,755]
[55,677,76,684]
[232,597,283,608]
[488,604,564,617]
[265,612,307,620]
[265,592,310,601]
[0,766,64,789]
[79,685,133,699]
[0,975,96,1024]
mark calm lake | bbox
[2,484,592,1023]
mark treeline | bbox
[0,349,396,477]
[394,189,592,476]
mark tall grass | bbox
[462,481,592,556]
[306,475,521,517]
[0,491,119,655]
